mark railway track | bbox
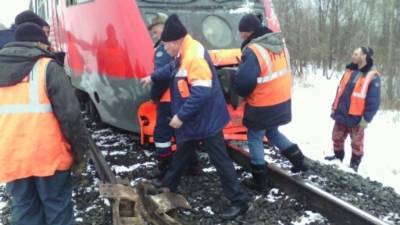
[226,141,390,225]
[3,117,396,225]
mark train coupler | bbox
[99,181,190,225]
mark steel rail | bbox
[226,141,389,225]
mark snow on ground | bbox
[111,162,156,173]
[291,211,326,225]
[0,184,5,211]
[202,206,215,215]
[280,67,400,193]
[266,188,281,203]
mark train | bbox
[30,0,282,143]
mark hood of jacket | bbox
[345,57,374,74]
[241,27,285,54]
[0,41,60,87]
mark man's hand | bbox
[359,117,369,129]
[169,115,183,129]
[140,76,152,87]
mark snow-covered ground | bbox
[0,184,5,211]
[280,67,400,193]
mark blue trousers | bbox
[247,127,295,165]
[5,170,74,225]
[154,102,174,158]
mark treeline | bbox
[273,0,400,108]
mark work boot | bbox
[243,164,270,191]
[220,202,249,220]
[282,144,309,173]
[324,150,344,162]
[350,154,362,172]
[155,155,172,179]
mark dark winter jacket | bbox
[150,42,173,102]
[234,27,292,129]
[0,25,16,49]
[332,60,381,127]
[151,35,229,143]
[0,41,90,158]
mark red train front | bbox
[30,0,281,142]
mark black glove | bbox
[72,151,88,176]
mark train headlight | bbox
[202,15,233,48]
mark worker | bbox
[325,47,380,172]
[147,13,200,178]
[1,10,49,49]
[0,23,16,49]
[233,14,308,190]
[15,10,48,28]
[147,13,175,177]
[0,22,90,225]
[141,14,249,220]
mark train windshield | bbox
[139,0,258,4]
[137,0,265,50]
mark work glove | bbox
[72,151,88,176]
[71,136,91,176]
[358,117,369,129]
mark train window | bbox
[66,0,94,7]
[139,0,195,4]
[35,0,48,20]
[202,15,233,48]
[212,0,262,3]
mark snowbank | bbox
[280,67,400,193]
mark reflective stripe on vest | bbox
[0,57,73,183]
[245,43,292,107]
[250,44,291,84]
[0,60,52,115]
[352,71,378,99]
[174,35,213,98]
[332,69,380,116]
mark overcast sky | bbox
[0,0,30,28]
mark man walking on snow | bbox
[326,47,381,172]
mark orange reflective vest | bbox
[332,69,380,116]
[175,35,213,99]
[245,43,292,107]
[0,58,73,183]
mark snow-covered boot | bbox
[243,164,270,191]
[324,150,344,162]
[282,145,309,173]
[350,154,362,172]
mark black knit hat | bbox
[15,22,50,45]
[15,10,48,27]
[161,14,187,42]
[239,14,262,32]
